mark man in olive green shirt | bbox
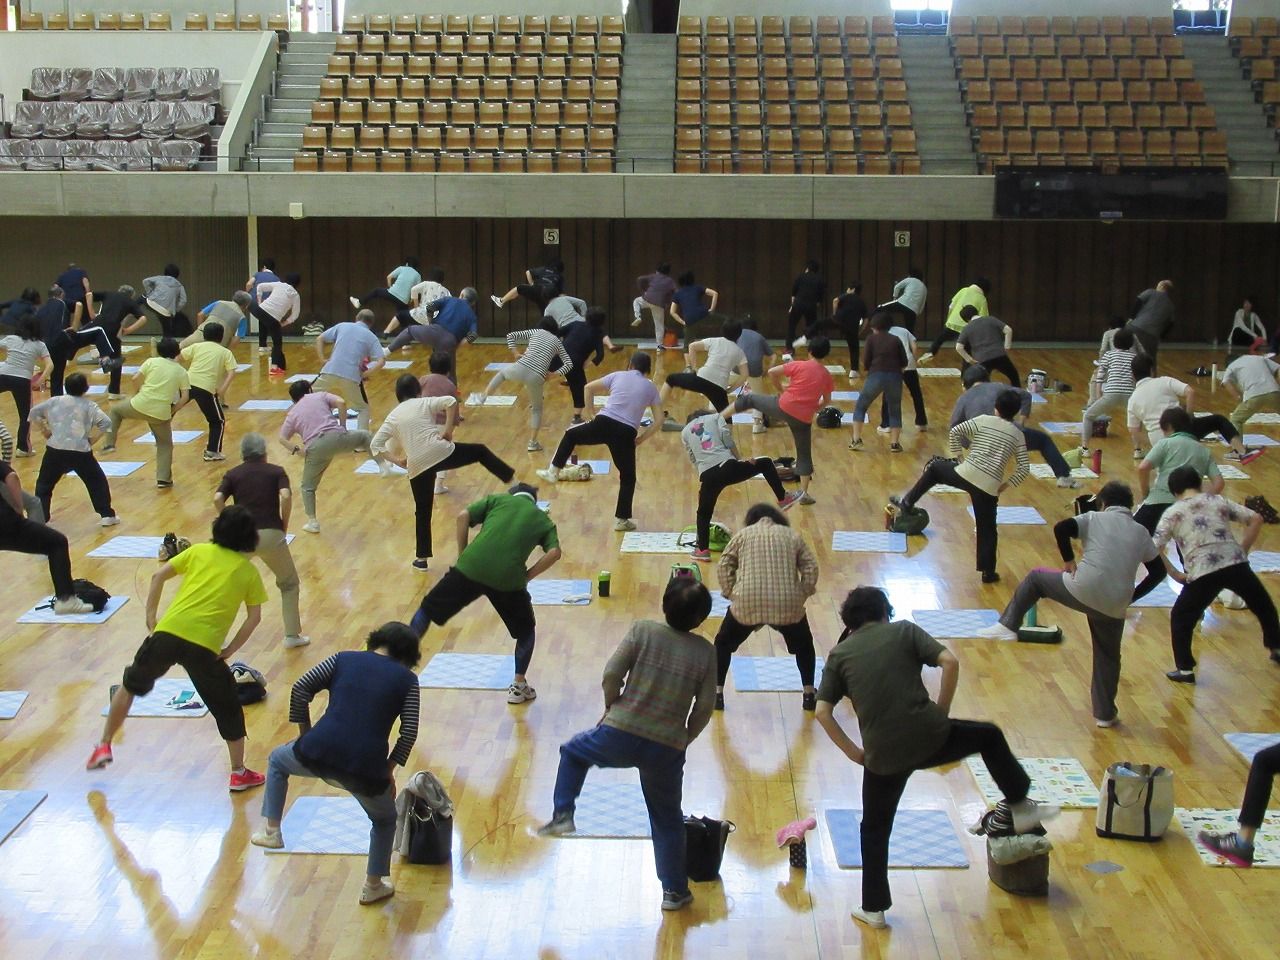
[409,483,561,704]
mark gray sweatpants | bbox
[734,393,813,476]
[255,527,301,637]
[998,567,1126,722]
[486,363,546,429]
[301,429,373,519]
[1080,391,1130,447]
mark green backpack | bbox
[678,522,732,552]
[888,505,929,536]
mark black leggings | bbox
[121,630,246,741]
[408,444,515,558]
[1241,743,1280,829]
[1190,413,1240,445]
[904,458,998,574]
[714,609,815,686]
[665,371,729,413]
[696,458,785,549]
[565,362,589,410]
[251,304,285,369]
[860,720,1029,912]
[1170,562,1280,672]
[0,373,33,452]
[883,302,917,333]
[0,515,74,598]
[35,447,114,520]
[881,369,927,427]
[189,385,226,454]
[551,415,638,520]
[971,353,1020,385]
[49,326,112,396]
[358,289,409,313]
[787,302,818,347]
[928,326,959,355]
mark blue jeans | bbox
[854,371,903,428]
[262,741,398,877]
[1021,425,1069,478]
[552,725,688,894]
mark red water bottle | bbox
[1091,449,1102,475]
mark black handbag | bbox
[406,796,453,865]
[684,815,735,881]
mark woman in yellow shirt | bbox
[101,337,190,487]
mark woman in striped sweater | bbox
[889,389,1030,583]
[477,318,573,452]
[250,622,421,906]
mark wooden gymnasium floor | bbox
[1,340,1278,960]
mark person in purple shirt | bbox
[632,263,677,349]
[538,353,662,530]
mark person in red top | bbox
[728,337,834,504]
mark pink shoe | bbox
[776,816,817,848]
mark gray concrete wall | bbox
[217,32,277,172]
[0,172,1274,222]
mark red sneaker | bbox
[268,366,286,378]
[229,768,266,792]
[85,743,113,770]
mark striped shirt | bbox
[602,620,717,750]
[718,517,819,626]
[290,651,420,793]
[506,327,573,375]
[949,414,1030,496]
[1096,348,1137,395]
[0,419,12,461]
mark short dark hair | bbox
[288,379,312,402]
[404,256,420,270]
[962,363,991,387]
[840,586,894,633]
[163,263,180,278]
[959,304,979,322]
[20,287,40,304]
[744,503,788,527]
[202,321,225,344]
[845,280,863,294]
[509,481,539,499]
[1112,328,1135,350]
[547,257,565,273]
[722,318,743,342]
[1108,314,1126,330]
[995,389,1022,420]
[259,257,275,271]
[285,272,302,286]
[395,373,422,402]
[677,270,695,287]
[15,316,40,341]
[586,306,606,328]
[64,372,89,396]
[1167,465,1203,496]
[539,317,562,335]
[211,504,259,553]
[156,337,180,359]
[1159,406,1193,434]
[870,310,892,332]
[630,352,652,375]
[1132,355,1154,381]
[908,266,922,280]
[1098,481,1134,509]
[740,314,758,330]
[366,621,422,667]
[808,336,831,359]
[657,262,671,274]
[428,352,452,375]
[663,577,712,632]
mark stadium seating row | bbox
[312,99,617,130]
[1230,17,1280,38]
[678,78,908,104]
[0,138,200,170]
[340,14,623,37]
[674,153,919,175]
[962,78,1206,105]
[953,34,1183,59]
[318,76,617,104]
[300,124,614,154]
[969,103,1217,132]
[27,67,220,104]
[8,102,214,142]
[336,32,622,58]
[676,15,895,39]
[677,35,899,58]
[950,16,1175,37]
[18,12,284,31]
[679,56,904,82]
[958,56,1195,82]
[677,101,912,129]
[291,150,615,173]
[678,127,915,155]
[976,128,1226,163]
[324,54,620,80]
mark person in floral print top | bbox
[1153,465,1280,683]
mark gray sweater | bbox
[681,413,737,476]
[142,275,187,317]
[543,295,587,329]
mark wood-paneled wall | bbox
[258,217,1280,343]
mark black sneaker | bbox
[714,691,725,711]
[1198,830,1255,867]
[802,691,816,711]
[661,889,694,911]
[889,443,904,453]
[536,811,576,837]
[1166,669,1196,684]
[981,571,1001,584]
[412,559,429,571]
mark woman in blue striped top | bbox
[477,318,573,452]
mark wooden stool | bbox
[986,840,1049,896]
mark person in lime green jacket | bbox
[922,278,990,362]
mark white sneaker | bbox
[506,680,537,704]
[852,908,887,929]
[348,296,361,310]
[614,518,637,531]
[1095,716,1118,728]
[359,879,395,905]
[536,467,560,483]
[792,335,809,348]
[1056,477,1082,488]
[53,597,93,616]
[378,461,396,479]
[1010,798,1061,834]
[283,635,311,649]
[490,294,504,309]
[876,426,891,435]
[99,515,121,527]
[977,623,1019,641]
[918,352,934,365]
[303,519,321,534]
[752,422,766,435]
[250,827,284,849]
[258,346,270,355]
[434,481,449,494]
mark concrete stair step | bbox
[248,146,299,159]
[261,120,306,133]
[257,133,303,148]
[244,158,297,171]
[279,64,328,77]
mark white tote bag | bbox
[1095,762,1174,841]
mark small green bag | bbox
[678,522,732,552]
[888,506,929,536]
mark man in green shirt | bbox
[410,483,561,703]
[816,586,1057,930]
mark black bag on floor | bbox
[70,578,110,612]
[230,661,267,705]
[406,796,453,865]
[685,815,735,881]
